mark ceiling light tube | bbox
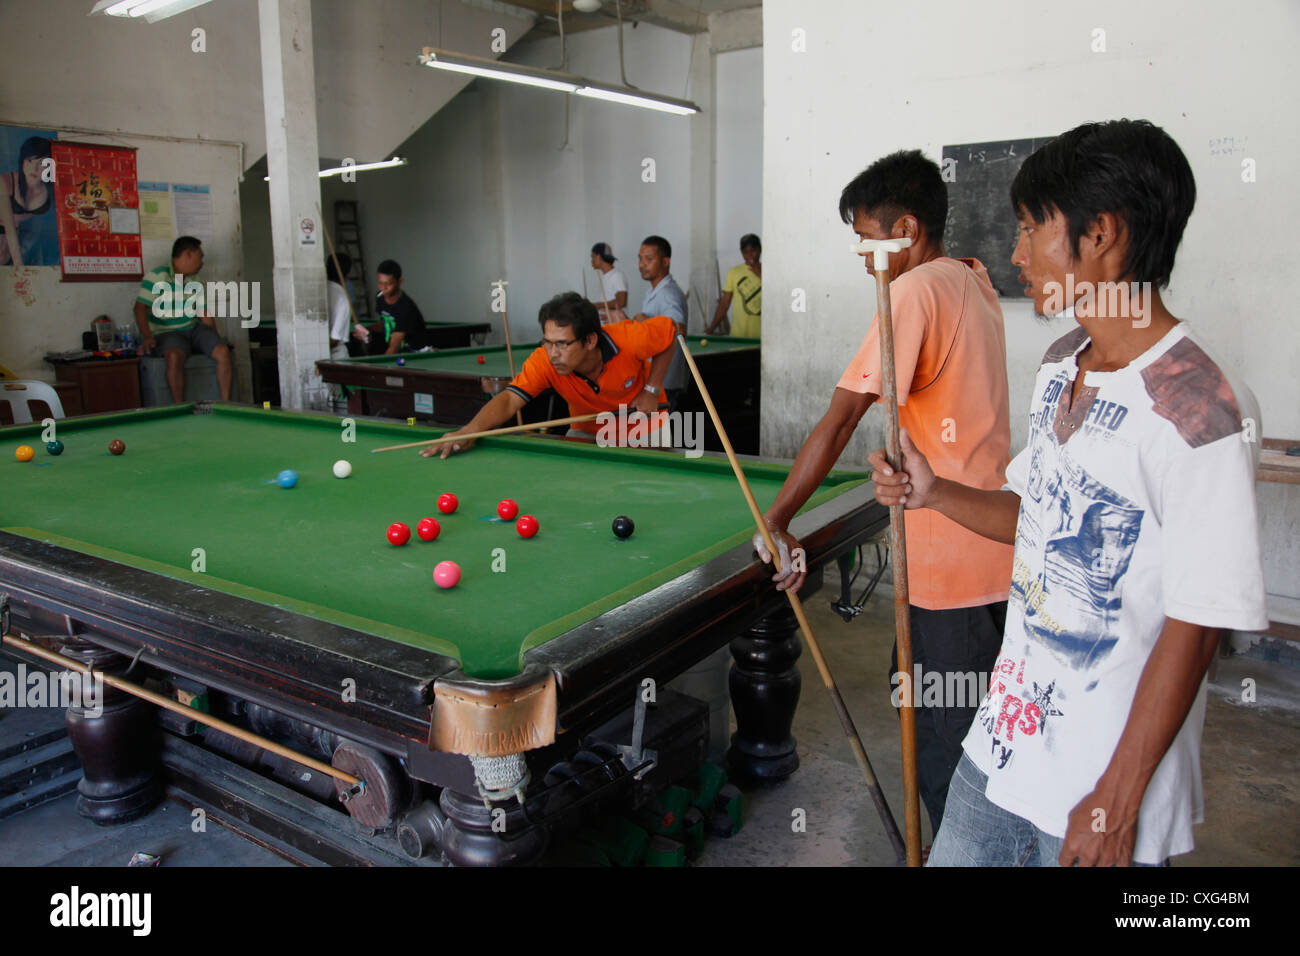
[420,48,580,93]
[263,158,408,183]
[574,85,698,116]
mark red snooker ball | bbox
[516,514,539,538]
[497,499,519,521]
[476,355,485,364]
[387,522,411,546]
[108,440,126,455]
[417,517,441,541]
[438,493,459,514]
[433,560,461,589]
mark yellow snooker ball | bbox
[15,445,35,462]
[700,338,708,346]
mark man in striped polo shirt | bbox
[133,235,232,402]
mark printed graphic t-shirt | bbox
[963,322,1268,863]
[723,263,762,338]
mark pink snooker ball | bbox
[433,560,461,589]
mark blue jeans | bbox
[928,753,1169,866]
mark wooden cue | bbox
[499,293,524,427]
[369,412,602,453]
[872,263,923,868]
[594,268,616,324]
[2,633,361,788]
[675,335,907,865]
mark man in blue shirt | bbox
[633,234,688,409]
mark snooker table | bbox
[247,316,491,350]
[316,335,762,454]
[0,403,884,865]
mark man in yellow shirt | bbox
[707,234,762,337]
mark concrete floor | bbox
[696,583,1300,867]
[3,581,1296,867]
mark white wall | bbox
[762,0,1300,463]
[714,46,763,297]
[501,27,699,338]
[335,23,705,343]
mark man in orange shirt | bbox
[755,150,1014,834]
[424,291,676,458]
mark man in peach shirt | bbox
[755,150,1014,836]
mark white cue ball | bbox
[333,459,352,479]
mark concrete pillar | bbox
[258,0,328,411]
[687,37,716,335]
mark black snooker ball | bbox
[611,515,635,539]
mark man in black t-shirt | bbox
[374,259,426,354]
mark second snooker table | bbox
[316,335,762,454]
[0,403,883,865]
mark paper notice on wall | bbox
[109,206,140,234]
[138,182,172,240]
[172,183,212,242]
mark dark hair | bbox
[591,242,615,264]
[538,291,600,341]
[838,149,947,242]
[1010,119,1195,288]
[172,235,202,259]
[377,259,402,280]
[326,252,352,283]
[640,235,671,259]
[739,233,761,251]
[17,137,50,207]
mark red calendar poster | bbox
[51,141,143,281]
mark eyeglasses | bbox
[542,337,578,351]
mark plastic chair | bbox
[0,380,65,424]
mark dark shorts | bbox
[155,323,224,357]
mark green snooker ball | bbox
[46,440,64,456]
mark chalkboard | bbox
[942,137,1053,298]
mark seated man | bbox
[424,291,675,458]
[373,259,426,354]
[872,120,1267,866]
[134,235,232,402]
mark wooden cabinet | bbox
[50,359,141,415]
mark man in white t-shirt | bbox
[870,119,1267,866]
[589,242,628,324]
[326,253,366,359]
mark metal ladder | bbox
[333,200,371,320]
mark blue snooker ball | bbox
[396,357,405,366]
[46,440,64,456]
[277,469,298,489]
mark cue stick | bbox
[851,236,921,867]
[368,412,603,453]
[2,633,363,789]
[675,335,907,865]
[498,287,524,427]
[594,268,616,324]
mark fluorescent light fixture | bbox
[419,47,699,116]
[92,0,213,22]
[264,158,407,182]
[574,85,698,116]
[420,48,580,93]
